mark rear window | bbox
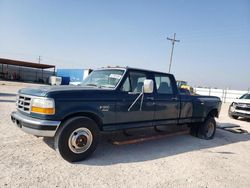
[154,74,173,94]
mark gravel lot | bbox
[0,81,250,188]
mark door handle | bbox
[146,97,154,100]
[171,97,178,101]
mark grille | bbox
[235,103,250,112]
[236,106,250,111]
[17,95,32,113]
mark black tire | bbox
[197,117,216,140]
[228,104,239,119]
[231,115,239,119]
[54,116,100,162]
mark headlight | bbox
[230,103,236,112]
[31,98,55,115]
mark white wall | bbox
[194,87,249,103]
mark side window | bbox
[155,74,173,94]
[131,72,146,93]
[121,71,147,93]
[121,76,130,92]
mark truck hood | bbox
[18,85,107,97]
[233,99,250,104]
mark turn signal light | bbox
[31,107,55,115]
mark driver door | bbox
[115,70,155,129]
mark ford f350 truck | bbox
[11,67,221,162]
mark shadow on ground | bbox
[218,122,248,134]
[0,99,16,103]
[43,124,250,166]
[0,93,17,97]
[238,117,250,122]
[0,93,17,103]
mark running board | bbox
[111,130,189,145]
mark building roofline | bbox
[0,58,55,69]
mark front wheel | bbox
[197,117,216,140]
[54,116,100,162]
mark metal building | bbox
[0,58,56,83]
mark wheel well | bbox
[61,112,103,130]
[208,109,219,118]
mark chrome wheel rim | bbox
[206,122,215,138]
[68,127,93,154]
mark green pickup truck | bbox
[11,67,221,162]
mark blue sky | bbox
[0,0,249,89]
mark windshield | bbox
[81,69,125,88]
[240,94,250,99]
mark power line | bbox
[167,33,180,73]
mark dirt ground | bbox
[0,81,250,188]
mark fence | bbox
[193,87,249,103]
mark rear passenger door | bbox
[153,73,180,125]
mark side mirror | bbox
[128,79,154,111]
[143,79,154,93]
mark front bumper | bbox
[11,111,61,137]
[230,111,250,119]
[229,105,250,119]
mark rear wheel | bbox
[197,117,216,140]
[54,116,100,162]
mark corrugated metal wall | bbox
[1,64,54,83]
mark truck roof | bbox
[98,66,173,76]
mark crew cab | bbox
[11,67,221,162]
[228,93,250,119]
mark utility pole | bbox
[37,56,42,82]
[38,56,42,64]
[167,33,180,73]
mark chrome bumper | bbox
[11,111,61,137]
[231,111,250,119]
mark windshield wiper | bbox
[99,85,114,88]
[85,84,98,87]
[84,84,114,88]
